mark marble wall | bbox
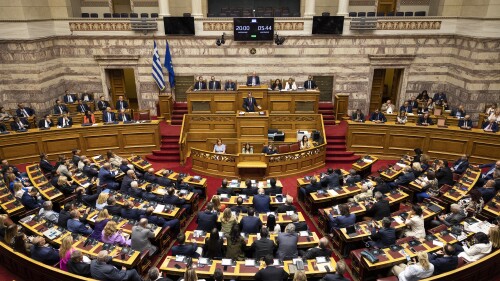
[0,34,498,120]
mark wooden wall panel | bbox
[350,132,385,149]
[43,136,81,154]
[0,141,40,162]
[84,134,120,151]
[122,132,157,148]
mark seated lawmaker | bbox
[31,236,60,265]
[163,187,190,210]
[21,187,43,210]
[304,75,317,90]
[300,135,311,150]
[363,192,390,221]
[399,101,413,113]
[389,166,415,188]
[102,107,116,123]
[208,76,221,90]
[262,143,277,155]
[483,119,499,132]
[277,196,297,213]
[243,92,261,112]
[433,92,447,104]
[271,79,282,90]
[224,79,236,90]
[172,233,199,258]
[351,109,364,122]
[304,237,332,259]
[284,77,297,91]
[213,138,226,154]
[396,111,408,124]
[409,96,419,109]
[131,218,157,256]
[320,260,349,281]
[381,100,395,114]
[328,203,355,231]
[0,122,7,132]
[391,251,434,280]
[477,179,496,203]
[115,96,128,111]
[403,205,426,239]
[417,113,434,126]
[53,99,69,115]
[67,210,93,235]
[67,250,91,277]
[458,115,473,129]
[83,110,95,124]
[276,224,298,260]
[430,203,466,227]
[193,76,206,90]
[458,232,492,262]
[428,244,458,276]
[38,114,54,129]
[451,104,466,118]
[266,178,282,195]
[196,202,217,232]
[90,250,142,281]
[217,179,235,196]
[98,163,119,190]
[247,71,260,86]
[240,207,262,234]
[57,113,73,128]
[451,154,469,174]
[76,99,91,113]
[369,108,387,123]
[291,214,307,232]
[255,255,288,281]
[10,116,30,131]
[97,96,110,111]
[16,103,35,118]
[63,90,77,104]
[117,109,132,122]
[368,217,396,248]
[242,142,253,154]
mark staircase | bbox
[145,125,181,162]
[324,122,359,164]
[319,102,336,126]
[171,102,187,126]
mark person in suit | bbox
[351,109,365,122]
[156,170,173,187]
[255,254,287,281]
[230,197,248,214]
[271,79,282,90]
[483,119,499,132]
[102,107,116,123]
[428,244,458,276]
[30,236,60,265]
[240,207,262,234]
[364,192,391,221]
[143,167,158,183]
[120,199,145,220]
[75,99,91,113]
[57,113,73,128]
[304,237,332,259]
[433,92,447,104]
[451,105,466,118]
[90,250,142,281]
[21,187,43,210]
[98,163,119,190]
[53,99,69,115]
[141,206,180,232]
[458,115,473,129]
[208,76,221,90]
[216,179,235,196]
[430,203,466,227]
[203,228,224,259]
[71,148,81,166]
[81,92,93,102]
[304,75,318,90]
[63,90,77,104]
[0,122,7,132]
[451,154,469,174]
[241,179,258,196]
[39,153,54,173]
[291,213,308,232]
[477,179,496,203]
[163,187,190,210]
[193,76,207,90]
[251,227,275,259]
[417,113,434,126]
[16,103,35,118]
[300,177,320,198]
[435,160,454,186]
[145,267,172,281]
[345,169,361,186]
[321,168,340,188]
[67,250,91,277]
[369,108,387,123]
[38,114,54,129]
[246,71,260,86]
[381,99,396,114]
[97,96,110,111]
[104,196,123,216]
[67,209,93,235]
[82,159,98,178]
[142,184,160,202]
[284,77,297,91]
[131,218,157,256]
[115,96,129,111]
[389,166,416,188]
[196,202,218,232]
[328,204,356,231]
[320,260,350,281]
[265,178,282,195]
[243,92,261,112]
[10,116,30,131]
[409,97,419,109]
[261,143,277,155]
[117,109,132,122]
[399,101,413,113]
[276,196,297,213]
[253,188,271,213]
[368,217,396,248]
[276,224,298,260]
[224,79,236,90]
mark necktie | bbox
[68,95,72,103]
[80,105,84,112]
[120,101,123,109]
[19,122,23,129]
[108,113,111,122]
[309,81,311,89]
[59,106,63,114]
[123,114,127,122]
[23,109,28,117]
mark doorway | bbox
[106,69,138,110]
[369,68,403,113]
[377,0,397,14]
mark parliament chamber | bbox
[1,0,500,281]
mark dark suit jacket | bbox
[417,116,434,125]
[253,194,271,213]
[57,116,73,127]
[142,192,160,202]
[246,75,260,86]
[395,172,416,186]
[230,205,248,214]
[83,165,98,178]
[208,80,221,90]
[98,167,119,189]
[38,119,54,128]
[97,100,110,111]
[458,119,473,128]
[482,121,499,132]
[429,253,458,275]
[400,105,413,113]
[443,210,466,226]
[452,159,469,174]
[10,119,30,131]
[365,199,391,220]
[304,80,317,89]
[171,243,199,258]
[117,113,132,122]
[265,186,282,196]
[346,175,361,186]
[243,97,259,112]
[293,221,308,232]
[58,209,71,227]
[217,187,235,196]
[90,258,128,281]
[240,216,262,234]
[255,266,287,281]
[370,227,396,248]
[193,81,207,90]
[121,208,145,220]
[433,93,447,102]
[163,194,185,207]
[16,107,35,117]
[102,111,116,122]
[30,245,59,265]
[322,173,340,188]
[276,204,297,213]
[329,214,356,230]
[21,192,42,210]
[53,104,69,115]
[67,260,91,277]
[242,187,258,196]
[196,211,218,232]
[304,182,321,194]
[436,167,454,186]
[76,103,91,113]
[304,247,332,259]
[115,100,129,110]
[251,238,275,259]
[63,94,77,103]
[320,273,350,281]
[225,81,236,90]
[351,112,365,121]
[144,172,158,183]
[67,219,92,235]
[40,160,54,173]
[105,204,123,216]
[0,123,6,132]
[370,112,387,122]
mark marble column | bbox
[191,0,203,18]
[337,0,349,16]
[304,0,316,17]
[158,0,171,17]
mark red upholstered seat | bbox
[289,142,300,152]
[376,276,398,281]
[278,144,290,153]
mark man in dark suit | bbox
[30,236,60,265]
[224,79,236,90]
[63,90,77,104]
[435,160,454,186]
[276,197,297,213]
[104,196,123,216]
[216,179,235,196]
[433,92,447,104]
[193,76,206,90]
[428,244,458,276]
[38,114,54,129]
[171,233,199,258]
[364,192,391,220]
[53,99,69,115]
[102,107,116,123]
[255,255,287,281]
[67,250,91,277]
[320,260,350,281]
[142,184,161,202]
[208,76,221,90]
[483,119,499,132]
[16,103,35,118]
[98,163,119,190]
[156,170,173,187]
[163,187,190,210]
[241,179,258,196]
[57,113,73,127]
[115,96,129,111]
[117,109,132,122]
[265,178,282,195]
[345,169,361,186]
[21,187,43,210]
[417,113,434,126]
[321,168,340,188]
[368,217,396,248]
[75,99,91,113]
[399,101,413,113]
[458,115,473,129]
[300,177,320,198]
[253,188,270,213]
[144,168,158,183]
[251,228,275,259]
[477,180,496,203]
[451,154,469,174]
[240,207,262,234]
[389,166,415,188]
[141,206,180,232]
[477,161,500,183]
[246,71,260,86]
[351,109,365,122]
[82,159,98,178]
[67,210,93,235]
[261,143,277,155]
[90,250,142,281]
[369,108,387,123]
[304,75,318,89]
[39,153,54,173]
[304,237,332,259]
[97,96,110,111]
[230,197,248,214]
[121,200,145,220]
[0,122,7,132]
[196,202,217,232]
[71,148,81,166]
[10,116,30,131]
[291,214,308,232]
[243,92,261,112]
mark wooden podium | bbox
[237,85,268,111]
[236,110,269,178]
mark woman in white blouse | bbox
[397,111,408,124]
[458,232,492,262]
[488,108,500,122]
[403,205,426,239]
[485,104,497,115]
[391,251,434,281]
[285,77,297,91]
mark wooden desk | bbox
[0,121,160,164]
[127,156,152,172]
[442,168,481,203]
[113,192,181,220]
[352,155,379,178]
[26,164,64,201]
[213,195,285,207]
[482,191,500,218]
[0,179,25,216]
[346,121,500,163]
[217,212,306,224]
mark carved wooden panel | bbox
[43,135,81,154]
[69,22,132,32]
[377,21,441,30]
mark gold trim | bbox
[69,22,132,31]
[377,20,441,30]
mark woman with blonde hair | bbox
[220,208,237,237]
[101,220,130,246]
[59,235,75,271]
[0,214,9,239]
[293,270,307,281]
[181,267,199,281]
[13,182,24,199]
[211,195,226,212]
[489,225,500,250]
[4,224,18,245]
[412,162,423,178]
[90,209,109,241]
[391,251,434,281]
[95,192,109,210]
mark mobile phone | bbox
[174,264,181,269]
[223,265,228,270]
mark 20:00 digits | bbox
[235,26,250,31]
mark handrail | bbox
[178,114,188,165]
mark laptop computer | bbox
[346,225,357,237]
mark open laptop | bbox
[346,225,357,237]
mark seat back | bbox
[349,12,357,17]
[112,13,120,18]
[130,13,138,18]
[133,109,151,121]
[103,13,111,18]
[81,13,89,18]
[415,11,426,16]
[120,13,128,18]
[90,13,98,18]
[140,13,148,18]
[396,12,404,16]
[278,144,290,154]
[151,13,159,18]
[377,12,385,17]
[358,12,366,17]
[367,12,375,17]
[405,11,414,16]
[386,12,394,16]
[289,142,300,152]
[457,256,466,268]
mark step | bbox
[171,121,183,125]
[322,116,335,120]
[327,151,355,157]
[325,155,360,163]
[174,103,188,108]
[327,144,346,150]
[152,150,179,156]
[318,103,334,109]
[160,144,179,150]
[173,110,188,114]
[326,137,345,143]
[323,121,336,126]
[145,155,181,162]
[161,135,180,140]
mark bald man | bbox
[90,250,142,281]
[247,71,260,86]
[304,237,332,259]
[144,167,158,184]
[253,188,270,213]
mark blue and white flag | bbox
[164,40,175,88]
[152,40,165,90]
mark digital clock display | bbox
[233,18,274,41]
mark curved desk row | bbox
[0,121,160,164]
[346,121,500,163]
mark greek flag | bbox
[152,40,165,90]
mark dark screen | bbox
[163,17,195,35]
[312,16,344,35]
[233,18,274,41]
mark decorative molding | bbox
[275,22,304,31]
[93,55,140,61]
[270,116,317,122]
[80,0,109,7]
[400,0,430,5]
[133,0,158,7]
[377,21,441,30]
[349,0,376,6]
[268,146,325,163]
[69,22,131,32]
[189,116,235,122]
[202,21,304,31]
[191,149,236,162]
